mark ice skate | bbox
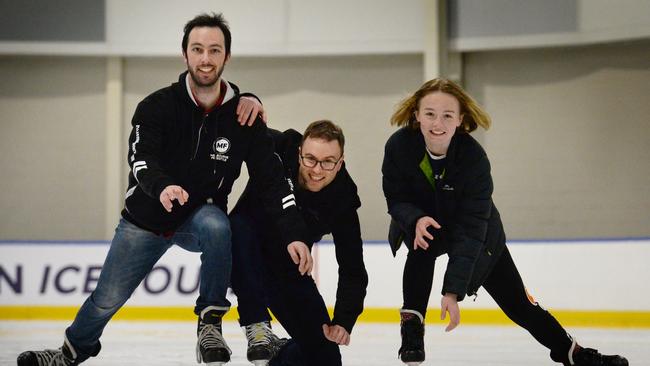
[244,321,286,366]
[565,343,629,366]
[17,335,79,366]
[398,309,425,365]
[196,306,232,365]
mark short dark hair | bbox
[182,13,231,56]
[302,120,345,155]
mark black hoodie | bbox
[122,72,306,245]
[232,128,368,333]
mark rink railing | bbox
[1,238,649,327]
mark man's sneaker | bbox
[566,344,629,366]
[17,335,79,366]
[244,321,283,365]
[398,309,425,365]
[196,306,232,365]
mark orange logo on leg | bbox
[525,287,538,306]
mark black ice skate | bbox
[17,335,80,366]
[244,321,284,366]
[565,343,629,366]
[196,306,232,365]
[398,309,425,366]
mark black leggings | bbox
[403,246,573,361]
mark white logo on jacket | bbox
[212,138,231,162]
[214,138,230,153]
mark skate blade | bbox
[404,363,422,366]
[252,361,270,366]
[205,363,227,366]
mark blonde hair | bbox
[390,78,491,133]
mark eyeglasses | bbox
[299,155,341,171]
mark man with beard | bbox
[17,13,311,366]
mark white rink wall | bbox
[320,239,650,311]
[1,239,649,312]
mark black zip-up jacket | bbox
[382,127,506,301]
[233,128,368,333]
[122,72,305,245]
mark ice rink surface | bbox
[2,320,648,365]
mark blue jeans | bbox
[66,204,232,359]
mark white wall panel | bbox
[287,0,424,54]
[2,0,649,55]
[1,0,425,56]
[106,0,288,56]
[0,57,107,240]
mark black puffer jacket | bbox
[382,127,506,301]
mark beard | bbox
[188,63,225,88]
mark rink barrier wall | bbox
[1,306,649,328]
[1,238,649,328]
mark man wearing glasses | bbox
[229,120,368,366]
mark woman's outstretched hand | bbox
[441,293,460,332]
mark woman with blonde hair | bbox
[382,78,628,366]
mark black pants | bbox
[230,209,341,366]
[403,246,573,362]
[267,273,341,366]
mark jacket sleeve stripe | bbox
[282,200,296,209]
[125,185,136,199]
[133,161,148,181]
[282,194,295,204]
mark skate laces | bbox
[245,321,274,347]
[197,322,232,357]
[29,348,73,366]
[48,350,75,366]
